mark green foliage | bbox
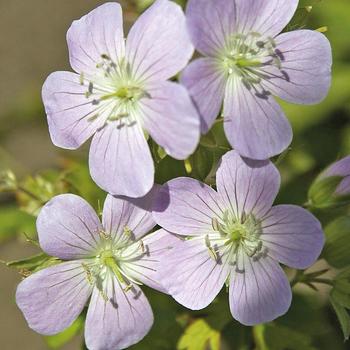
[330,268,350,340]
[5,252,60,275]
[330,296,350,341]
[263,324,317,350]
[177,319,220,350]
[324,217,350,268]
[45,316,84,349]
[0,206,35,243]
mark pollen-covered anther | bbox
[82,262,95,285]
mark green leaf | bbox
[45,315,84,349]
[190,146,214,182]
[330,295,350,340]
[177,319,220,350]
[263,324,317,350]
[323,216,350,268]
[6,252,60,275]
[155,156,188,184]
[331,289,350,309]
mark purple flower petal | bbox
[158,237,230,309]
[85,275,153,350]
[121,229,181,292]
[235,0,298,37]
[102,195,156,241]
[140,82,200,160]
[261,205,324,269]
[153,177,224,236]
[89,122,154,198]
[223,76,292,159]
[181,58,227,133]
[229,255,292,326]
[126,0,193,84]
[67,2,125,75]
[186,0,236,56]
[216,151,280,219]
[42,71,107,149]
[16,261,92,335]
[261,30,332,104]
[37,194,102,260]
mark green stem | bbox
[253,324,269,350]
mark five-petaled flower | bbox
[181,0,332,160]
[42,0,200,198]
[16,193,177,350]
[153,150,324,325]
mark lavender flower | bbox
[42,0,199,198]
[16,193,177,349]
[182,0,332,160]
[153,150,324,325]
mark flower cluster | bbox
[16,0,332,349]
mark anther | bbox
[205,235,218,261]
[79,72,85,85]
[212,218,220,231]
[82,263,95,285]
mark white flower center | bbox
[81,54,150,127]
[81,227,146,298]
[219,32,282,86]
[208,210,265,269]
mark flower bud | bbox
[308,156,350,209]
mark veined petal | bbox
[16,261,92,335]
[42,71,109,149]
[223,76,292,160]
[260,30,332,104]
[37,194,102,260]
[67,2,125,75]
[89,121,154,198]
[216,151,280,219]
[121,229,181,292]
[85,274,153,350]
[140,82,200,160]
[102,194,156,242]
[126,0,193,83]
[181,58,227,133]
[186,0,237,56]
[261,205,324,269]
[235,0,298,38]
[229,255,292,326]
[159,237,230,309]
[153,177,224,236]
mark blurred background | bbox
[0,0,350,349]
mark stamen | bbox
[212,217,220,231]
[99,230,111,240]
[79,72,85,85]
[205,234,218,261]
[82,263,95,285]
